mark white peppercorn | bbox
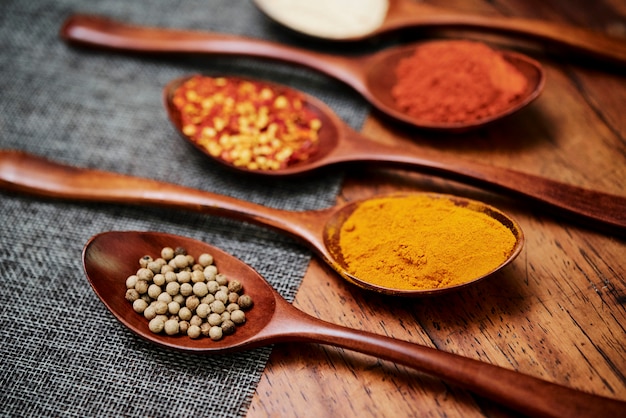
[220,311,231,322]
[196,303,211,318]
[147,284,162,299]
[125,289,140,303]
[139,255,152,268]
[193,282,209,298]
[126,275,138,289]
[198,253,213,267]
[173,254,188,269]
[162,266,175,276]
[154,300,169,315]
[173,294,185,305]
[177,270,192,284]
[179,320,190,335]
[227,303,239,313]
[208,313,222,326]
[221,319,236,335]
[164,319,179,336]
[137,267,154,281]
[191,270,205,283]
[133,298,148,313]
[186,295,200,311]
[147,260,162,274]
[228,292,239,304]
[201,294,215,305]
[204,265,218,281]
[143,305,157,320]
[178,307,192,321]
[149,317,165,333]
[185,254,195,267]
[157,292,172,304]
[228,280,243,293]
[179,282,193,297]
[231,309,246,324]
[152,273,166,286]
[214,290,228,304]
[210,300,226,314]
[216,274,228,286]
[165,281,180,296]
[187,324,201,339]
[189,315,203,327]
[209,326,223,341]
[238,294,253,310]
[207,280,220,294]
[200,322,212,337]
[134,280,149,295]
[161,246,175,261]
[168,301,181,315]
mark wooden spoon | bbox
[0,149,522,296]
[59,14,545,132]
[83,230,626,417]
[163,76,626,233]
[253,0,626,65]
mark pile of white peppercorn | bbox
[124,245,253,341]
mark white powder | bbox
[254,0,389,40]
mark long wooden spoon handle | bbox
[59,14,364,88]
[387,3,626,65]
[0,150,319,244]
[337,135,626,233]
[277,306,626,417]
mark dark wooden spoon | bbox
[163,76,626,233]
[59,14,545,132]
[83,230,626,417]
[253,0,626,65]
[0,149,522,296]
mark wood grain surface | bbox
[248,1,626,416]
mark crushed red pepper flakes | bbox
[172,75,322,171]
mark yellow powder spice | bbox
[338,195,517,290]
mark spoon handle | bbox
[386,2,626,65]
[0,150,327,253]
[60,14,367,92]
[334,132,626,233]
[275,302,626,417]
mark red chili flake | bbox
[172,75,322,170]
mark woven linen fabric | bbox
[0,0,370,416]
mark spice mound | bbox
[338,195,518,291]
[391,40,528,124]
[125,246,253,341]
[172,75,322,171]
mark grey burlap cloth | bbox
[0,0,369,416]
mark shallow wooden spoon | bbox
[163,76,626,233]
[0,149,522,296]
[253,0,626,65]
[59,14,545,131]
[83,230,626,417]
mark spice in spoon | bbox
[172,75,322,170]
[338,195,518,291]
[391,40,528,124]
[125,246,253,340]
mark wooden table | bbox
[248,1,626,416]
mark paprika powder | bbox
[172,75,322,170]
[391,40,528,124]
[338,194,518,291]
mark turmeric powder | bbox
[338,195,518,291]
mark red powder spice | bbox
[391,40,528,124]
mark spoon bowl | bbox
[61,14,545,132]
[163,76,626,233]
[82,230,626,417]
